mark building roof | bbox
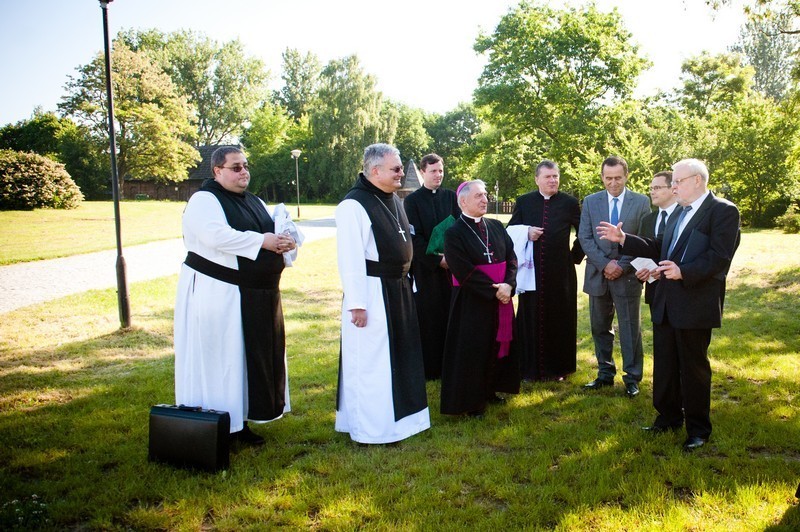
[400,159,422,193]
[187,144,241,181]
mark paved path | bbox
[0,218,336,315]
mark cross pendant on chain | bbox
[398,226,407,242]
[484,250,493,263]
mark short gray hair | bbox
[673,158,709,184]
[457,179,486,202]
[363,143,401,175]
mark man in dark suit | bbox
[636,171,680,305]
[578,156,651,398]
[596,158,740,452]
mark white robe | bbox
[335,199,431,444]
[174,191,290,433]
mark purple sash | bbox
[452,261,514,358]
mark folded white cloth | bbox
[272,203,304,266]
[506,225,536,293]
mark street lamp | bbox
[99,0,130,328]
[495,181,500,217]
[291,149,301,219]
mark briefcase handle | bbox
[154,404,225,414]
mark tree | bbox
[59,41,199,193]
[278,48,322,120]
[308,55,383,199]
[731,14,798,100]
[708,0,800,81]
[474,2,649,173]
[384,101,431,164]
[467,126,541,200]
[709,95,800,226]
[678,52,755,117]
[424,103,483,185]
[0,110,109,199]
[120,29,270,145]
[240,99,299,201]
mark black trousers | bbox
[652,316,713,439]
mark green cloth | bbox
[425,215,455,255]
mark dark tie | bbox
[656,210,668,237]
[667,206,692,256]
[610,197,619,226]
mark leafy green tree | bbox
[120,29,269,145]
[466,125,540,200]
[731,14,798,100]
[424,103,482,185]
[474,2,649,172]
[0,111,109,199]
[59,41,200,193]
[278,48,322,120]
[708,95,800,226]
[308,55,383,199]
[240,100,310,202]
[678,52,755,117]
[383,102,431,164]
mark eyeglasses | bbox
[382,165,404,173]
[649,185,670,191]
[672,174,698,186]
[219,163,250,173]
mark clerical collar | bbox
[461,213,483,223]
[423,185,439,194]
[538,191,554,200]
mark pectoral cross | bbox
[484,250,494,263]
[398,226,407,242]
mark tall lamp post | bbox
[495,181,500,217]
[100,0,130,328]
[291,149,301,219]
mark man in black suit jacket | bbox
[596,159,740,452]
[635,171,681,305]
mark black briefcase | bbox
[148,404,230,472]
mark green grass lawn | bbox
[0,230,798,529]
[0,201,337,265]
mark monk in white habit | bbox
[174,146,300,445]
[335,143,430,444]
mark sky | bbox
[0,0,746,126]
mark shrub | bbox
[775,203,800,234]
[0,149,83,210]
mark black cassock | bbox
[441,215,520,415]
[508,191,584,381]
[403,186,460,379]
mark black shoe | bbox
[231,425,265,446]
[466,411,485,419]
[682,436,707,452]
[583,379,613,390]
[625,382,640,398]
[486,394,505,404]
[642,424,680,434]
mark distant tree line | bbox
[1,1,799,227]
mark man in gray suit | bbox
[578,156,651,397]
